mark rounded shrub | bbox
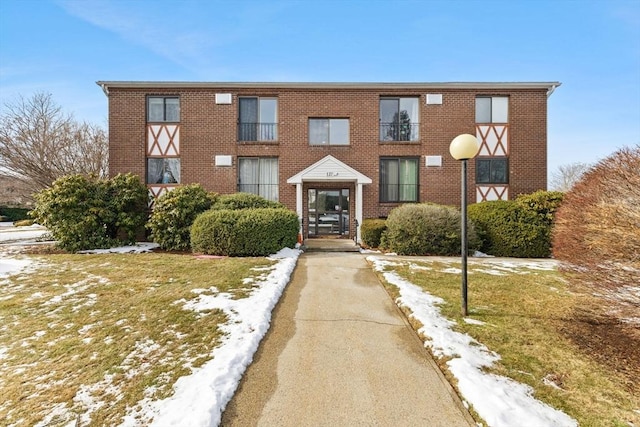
[360,219,387,248]
[191,208,298,256]
[212,192,284,210]
[30,173,148,252]
[468,200,552,258]
[383,203,479,256]
[147,184,216,251]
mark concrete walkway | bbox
[221,249,475,426]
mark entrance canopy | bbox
[287,156,371,243]
[287,155,372,185]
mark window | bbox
[475,96,508,123]
[238,157,279,201]
[238,97,278,141]
[379,158,419,202]
[476,158,509,184]
[379,97,419,141]
[147,96,179,122]
[147,158,180,184]
[309,119,349,145]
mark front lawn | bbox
[369,256,639,427]
[0,252,277,426]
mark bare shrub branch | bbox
[553,145,640,306]
[549,162,591,192]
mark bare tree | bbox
[549,162,591,192]
[0,92,108,199]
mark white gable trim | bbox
[287,155,372,184]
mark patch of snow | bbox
[120,247,301,427]
[78,242,159,254]
[463,318,486,326]
[473,251,494,258]
[441,267,462,274]
[0,224,49,243]
[368,256,578,427]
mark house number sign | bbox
[326,172,339,177]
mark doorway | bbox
[308,189,349,237]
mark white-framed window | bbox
[238,97,278,141]
[238,157,279,201]
[379,97,420,141]
[379,157,419,202]
[475,96,508,123]
[147,96,180,122]
[309,118,349,145]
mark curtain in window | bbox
[381,160,399,202]
[148,98,164,122]
[165,158,180,183]
[147,158,163,183]
[165,98,180,122]
[146,158,180,184]
[239,158,259,194]
[259,158,278,201]
[399,159,418,201]
[239,98,258,141]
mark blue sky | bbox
[1,0,639,176]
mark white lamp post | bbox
[449,133,480,316]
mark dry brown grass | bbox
[0,252,274,426]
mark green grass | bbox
[372,257,639,427]
[0,252,274,426]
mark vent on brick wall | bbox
[426,94,443,105]
[425,155,442,167]
[215,93,232,104]
[215,155,232,166]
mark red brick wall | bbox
[107,85,549,220]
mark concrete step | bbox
[303,238,361,253]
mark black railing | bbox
[238,123,278,142]
[379,122,419,142]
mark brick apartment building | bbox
[98,81,560,242]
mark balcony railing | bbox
[379,122,419,142]
[238,123,278,142]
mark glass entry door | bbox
[308,189,349,237]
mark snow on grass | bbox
[368,256,577,427]
[117,247,301,427]
[0,224,49,244]
[78,242,159,254]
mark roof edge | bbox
[96,81,561,92]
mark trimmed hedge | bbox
[0,206,30,222]
[468,199,553,258]
[360,219,387,248]
[30,173,148,252]
[212,192,284,210]
[147,184,216,251]
[383,203,480,256]
[191,208,298,256]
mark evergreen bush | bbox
[468,199,552,258]
[30,173,147,252]
[147,184,216,251]
[211,192,284,210]
[191,208,298,256]
[0,206,31,222]
[383,203,479,256]
[360,219,387,248]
